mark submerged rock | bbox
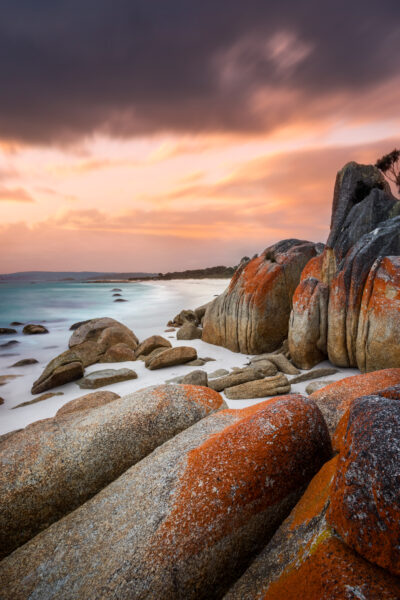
[0,395,330,599]
[0,384,224,560]
[0,328,17,335]
[10,358,38,367]
[23,324,49,334]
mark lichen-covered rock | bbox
[56,391,120,416]
[305,379,333,395]
[0,395,331,599]
[146,345,197,369]
[356,256,400,372]
[289,278,329,369]
[328,395,400,576]
[225,373,290,400]
[225,456,400,599]
[176,321,202,340]
[0,384,224,560]
[310,368,400,435]
[133,335,171,359]
[202,239,319,354]
[327,216,400,368]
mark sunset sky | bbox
[1,1,399,273]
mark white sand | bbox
[0,279,359,435]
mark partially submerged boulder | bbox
[310,368,400,435]
[202,239,319,354]
[0,395,331,599]
[0,384,224,560]
[23,323,48,334]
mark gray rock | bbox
[0,395,331,599]
[176,322,202,340]
[146,346,197,370]
[305,380,333,395]
[181,370,208,386]
[69,319,91,331]
[78,368,137,389]
[209,368,230,379]
[290,368,339,385]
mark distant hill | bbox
[0,271,156,282]
[156,265,237,280]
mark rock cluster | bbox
[289,161,400,372]
[31,317,139,393]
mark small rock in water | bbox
[13,392,64,409]
[23,324,49,335]
[305,380,333,395]
[0,340,20,348]
[113,293,122,297]
[114,298,128,302]
[290,367,339,385]
[0,397,4,405]
[9,322,23,327]
[111,288,122,292]
[0,328,17,335]
[78,368,138,389]
[181,370,208,386]
[10,358,39,367]
[0,374,23,386]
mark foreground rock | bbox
[101,343,136,362]
[146,345,197,369]
[225,455,400,599]
[0,384,224,560]
[0,395,330,599]
[181,370,208,386]
[78,368,137,389]
[31,318,139,394]
[224,373,290,399]
[202,239,319,354]
[133,335,171,359]
[328,395,400,576]
[310,368,400,434]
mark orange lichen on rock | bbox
[328,395,400,576]
[263,533,400,600]
[289,456,338,531]
[157,395,331,559]
[310,368,400,434]
[180,384,225,411]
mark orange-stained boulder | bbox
[225,456,400,599]
[202,239,318,354]
[288,278,329,369]
[0,395,331,599]
[328,395,400,577]
[310,368,400,434]
[0,384,225,560]
[356,256,400,372]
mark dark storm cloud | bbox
[0,0,399,143]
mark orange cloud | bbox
[0,186,35,203]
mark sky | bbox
[1,1,400,273]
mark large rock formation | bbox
[0,384,224,559]
[31,318,139,393]
[202,239,319,354]
[0,395,331,599]
[225,455,400,599]
[289,162,400,372]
